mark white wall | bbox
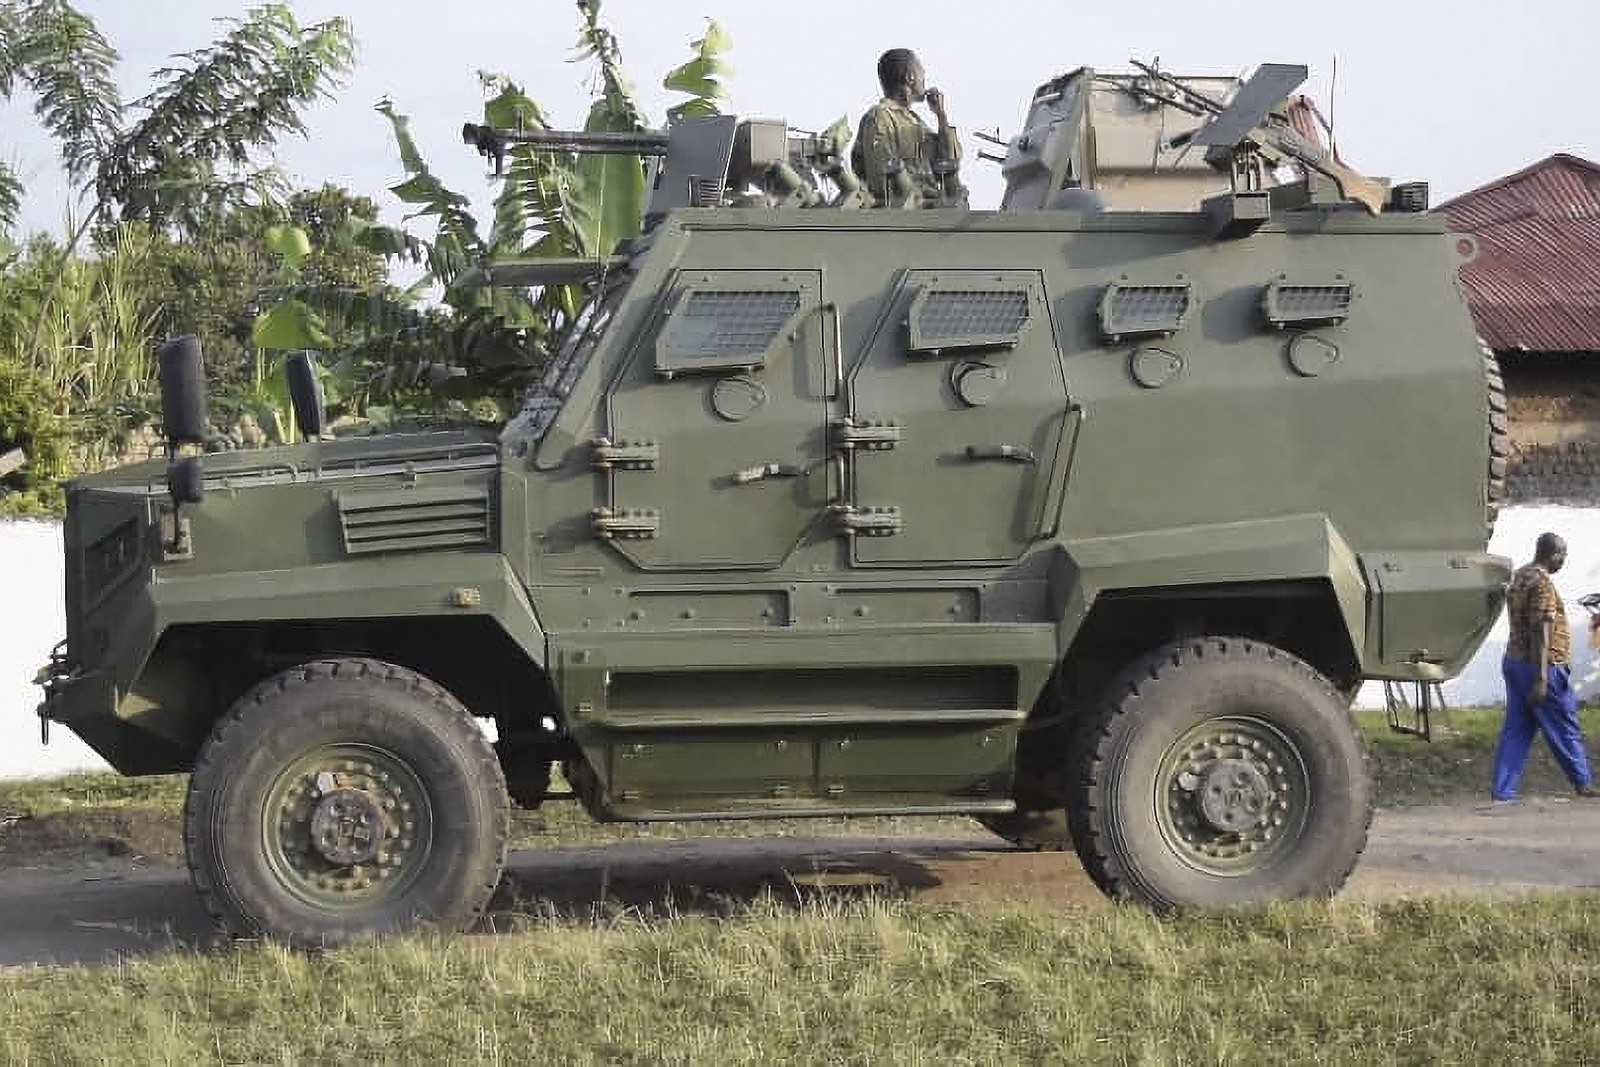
[0,521,107,777]
[3,508,1596,778]
[1355,505,1600,709]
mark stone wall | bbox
[1502,353,1600,504]
[1508,439,1600,504]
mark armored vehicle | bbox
[38,63,1509,946]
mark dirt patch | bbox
[0,810,184,870]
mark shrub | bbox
[0,358,71,515]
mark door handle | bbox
[965,444,1037,464]
[824,301,842,401]
[730,462,807,485]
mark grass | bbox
[1,708,1597,1063]
[1359,704,1600,805]
[0,894,1596,1064]
[0,771,186,817]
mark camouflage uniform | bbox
[1492,562,1592,800]
[850,99,962,205]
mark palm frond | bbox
[0,159,21,231]
[572,0,646,131]
[373,98,483,290]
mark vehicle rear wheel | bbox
[1483,342,1509,534]
[185,658,509,948]
[1068,637,1372,910]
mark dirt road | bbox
[1,801,1597,966]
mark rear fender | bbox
[1050,513,1367,667]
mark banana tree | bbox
[346,1,732,415]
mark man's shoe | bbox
[1576,784,1599,798]
[1476,798,1523,815]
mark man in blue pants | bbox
[1492,532,1597,802]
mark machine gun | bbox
[462,114,875,227]
[1127,59,1393,215]
[462,123,673,176]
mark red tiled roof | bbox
[1437,154,1600,353]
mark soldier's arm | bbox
[850,110,874,181]
[854,109,894,180]
[925,88,960,165]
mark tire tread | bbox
[184,657,509,947]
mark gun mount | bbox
[462,61,1421,236]
[464,114,877,221]
[998,60,1421,220]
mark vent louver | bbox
[908,289,1031,353]
[337,485,493,555]
[657,289,803,374]
[1098,281,1193,341]
[1262,279,1354,327]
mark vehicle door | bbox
[599,269,832,571]
[842,269,1072,566]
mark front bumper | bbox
[35,650,180,775]
[35,641,116,744]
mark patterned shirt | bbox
[1505,562,1570,665]
[850,99,961,203]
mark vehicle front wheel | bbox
[1069,637,1372,910]
[184,658,509,948]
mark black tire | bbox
[1483,342,1509,533]
[185,658,509,948]
[1068,637,1372,910]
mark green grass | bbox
[0,772,186,818]
[1359,704,1600,806]
[0,894,1596,1064]
[3,710,1597,1062]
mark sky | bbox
[3,0,1599,241]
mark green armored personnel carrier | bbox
[38,63,1509,945]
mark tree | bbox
[0,0,120,233]
[131,185,390,391]
[0,4,364,496]
[343,1,732,416]
[2,2,357,381]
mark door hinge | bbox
[591,437,659,471]
[592,506,661,540]
[832,417,902,451]
[830,504,903,537]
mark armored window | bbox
[656,287,805,376]
[1098,281,1193,342]
[1261,278,1354,328]
[906,285,1034,355]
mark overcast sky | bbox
[5,0,1597,238]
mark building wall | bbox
[1502,353,1600,504]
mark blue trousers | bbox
[1493,658,1593,801]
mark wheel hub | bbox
[308,787,389,867]
[1158,717,1310,874]
[1193,758,1273,833]
[263,747,432,905]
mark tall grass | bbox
[0,895,1595,1064]
[0,223,160,476]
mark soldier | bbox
[1490,532,1597,803]
[850,48,963,206]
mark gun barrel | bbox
[1127,59,1226,115]
[462,123,671,157]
